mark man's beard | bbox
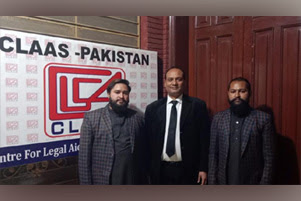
[109,98,129,115]
[229,98,251,117]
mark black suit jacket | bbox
[145,95,210,184]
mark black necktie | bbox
[166,100,178,157]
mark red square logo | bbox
[44,63,125,137]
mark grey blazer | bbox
[78,105,147,184]
[208,108,275,185]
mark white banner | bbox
[0,29,157,168]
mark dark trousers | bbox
[160,161,185,185]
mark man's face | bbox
[108,83,130,107]
[164,68,184,99]
[228,81,250,104]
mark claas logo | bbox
[44,63,125,137]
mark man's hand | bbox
[197,171,207,185]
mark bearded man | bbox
[208,77,275,185]
[78,79,147,185]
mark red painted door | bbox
[189,16,301,184]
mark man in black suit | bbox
[145,66,210,185]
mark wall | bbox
[140,16,169,98]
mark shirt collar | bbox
[167,94,183,105]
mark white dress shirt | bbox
[162,94,183,162]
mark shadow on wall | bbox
[256,105,300,185]
[157,57,164,99]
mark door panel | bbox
[189,16,244,114]
[216,35,233,111]
[195,39,211,103]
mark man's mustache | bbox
[230,97,243,103]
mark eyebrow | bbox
[113,89,129,92]
[167,76,183,79]
[229,88,247,91]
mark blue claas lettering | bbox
[51,121,79,135]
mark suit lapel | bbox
[222,109,231,158]
[241,110,255,157]
[156,98,167,145]
[180,95,192,129]
[101,105,113,142]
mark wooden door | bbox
[189,16,301,184]
[189,16,244,115]
[244,16,301,184]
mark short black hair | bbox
[165,66,185,80]
[228,77,251,94]
[107,79,131,94]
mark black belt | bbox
[161,161,183,167]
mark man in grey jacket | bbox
[78,79,147,185]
